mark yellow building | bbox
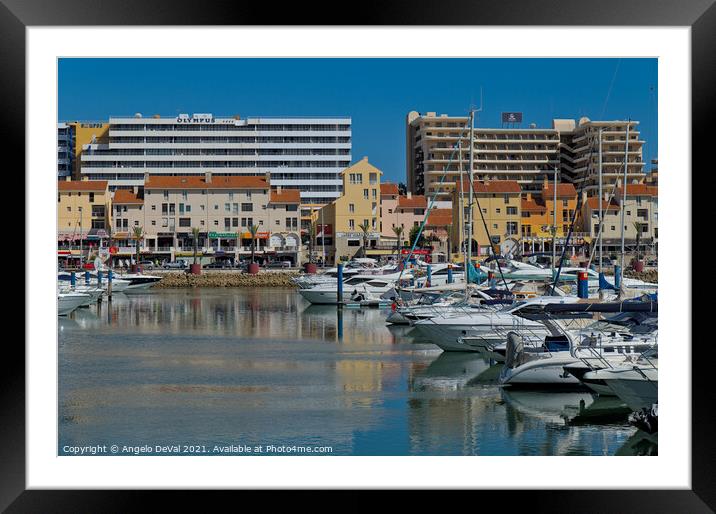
[57,179,112,240]
[450,179,522,258]
[520,182,578,239]
[316,157,382,264]
[68,122,110,179]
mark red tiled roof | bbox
[397,195,428,209]
[521,198,546,212]
[617,184,658,197]
[144,175,268,189]
[543,183,577,197]
[58,180,108,192]
[456,179,521,194]
[112,189,143,204]
[585,198,620,211]
[426,208,452,226]
[270,188,301,203]
[380,183,399,195]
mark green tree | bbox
[392,225,404,255]
[248,224,259,264]
[633,221,645,262]
[358,221,371,257]
[408,224,424,248]
[132,226,144,270]
[191,227,201,266]
[307,222,316,264]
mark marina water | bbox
[58,288,653,456]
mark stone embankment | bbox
[154,271,300,288]
[601,268,658,283]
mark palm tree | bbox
[358,221,371,257]
[307,222,316,264]
[391,225,404,256]
[132,226,144,271]
[248,224,260,264]
[632,221,645,263]
[191,227,201,266]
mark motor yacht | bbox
[58,291,91,316]
[297,271,413,305]
[412,296,584,352]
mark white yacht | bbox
[297,271,413,305]
[58,271,131,293]
[498,326,657,388]
[115,272,163,292]
[579,349,658,410]
[412,296,583,352]
[58,291,91,316]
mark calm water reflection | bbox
[59,288,645,456]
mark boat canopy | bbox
[543,301,658,313]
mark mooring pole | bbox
[337,263,343,306]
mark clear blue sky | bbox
[59,58,658,183]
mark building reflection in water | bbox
[61,288,641,456]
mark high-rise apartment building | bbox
[78,113,352,210]
[406,112,646,201]
[556,118,645,195]
[57,123,74,178]
[407,111,560,201]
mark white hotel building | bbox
[80,113,352,209]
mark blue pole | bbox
[70,271,76,287]
[108,269,113,283]
[427,265,432,287]
[577,271,589,298]
[447,264,453,284]
[337,263,343,305]
[614,265,622,289]
[84,271,90,286]
[97,270,103,285]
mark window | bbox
[182,191,188,200]
[179,218,191,227]
[232,218,239,227]
[225,203,231,212]
[562,200,568,207]
[228,192,234,201]
[242,203,253,211]
[363,189,369,199]
[276,220,280,225]
[369,173,377,185]
[347,240,360,246]
[506,222,518,235]
[349,219,355,230]
[349,203,355,213]
[214,220,219,226]
[152,220,156,226]
[89,192,95,203]
[349,173,362,184]
[200,220,204,226]
[152,205,156,211]
[233,203,239,214]
[185,205,191,213]
[372,189,377,199]
[495,208,501,214]
[179,203,185,214]
[224,218,231,229]
[507,206,517,215]
[163,191,169,200]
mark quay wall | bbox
[154,271,300,288]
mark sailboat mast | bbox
[598,127,603,272]
[619,120,631,287]
[552,166,557,277]
[467,110,475,270]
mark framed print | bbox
[6,0,712,509]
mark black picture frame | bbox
[6,0,710,510]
